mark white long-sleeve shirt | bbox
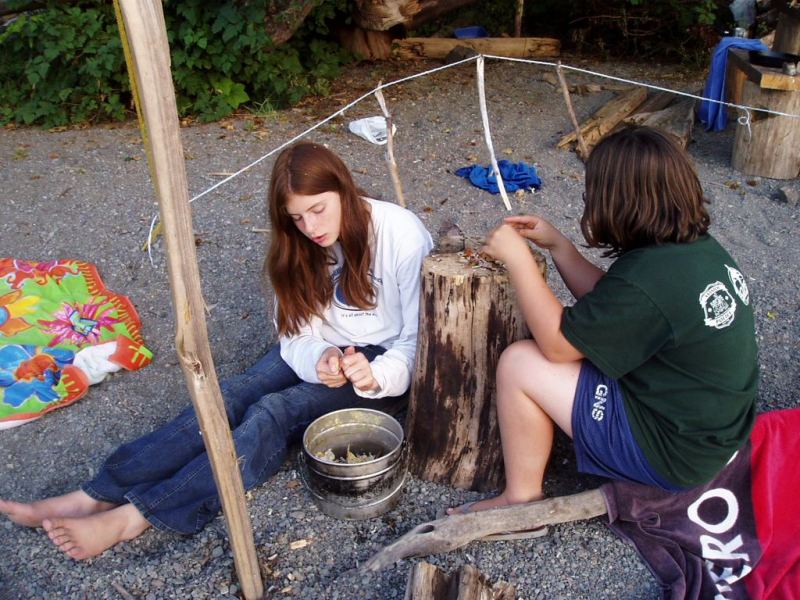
[279,198,433,398]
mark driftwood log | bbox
[393,37,561,60]
[405,251,546,492]
[366,489,608,571]
[556,87,646,157]
[405,562,516,600]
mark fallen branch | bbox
[365,489,607,571]
[556,87,647,155]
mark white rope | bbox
[144,55,480,262]
[484,54,800,120]
[187,54,480,208]
[476,56,511,211]
[143,53,800,261]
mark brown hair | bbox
[581,125,710,257]
[264,142,374,336]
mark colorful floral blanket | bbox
[0,258,152,429]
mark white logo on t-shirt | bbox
[699,281,737,329]
[726,265,749,306]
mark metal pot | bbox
[299,408,407,520]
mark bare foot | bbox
[0,491,116,528]
[42,504,150,560]
[446,491,544,516]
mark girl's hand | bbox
[341,346,380,393]
[482,223,531,269]
[316,347,347,388]
[503,215,563,251]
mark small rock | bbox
[444,45,479,65]
[774,186,799,207]
[211,545,224,558]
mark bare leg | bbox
[448,340,581,514]
[0,491,115,528]
[42,503,150,560]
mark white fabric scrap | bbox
[73,340,122,385]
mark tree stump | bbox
[731,79,800,179]
[405,251,546,491]
[405,562,515,600]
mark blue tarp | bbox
[698,37,768,132]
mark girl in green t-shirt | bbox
[447,125,757,517]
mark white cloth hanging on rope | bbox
[476,55,511,212]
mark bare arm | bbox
[549,237,604,299]
[504,215,604,300]
[483,222,583,363]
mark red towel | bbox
[602,409,800,599]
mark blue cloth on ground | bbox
[455,160,541,194]
[698,37,767,132]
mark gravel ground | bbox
[1,56,798,599]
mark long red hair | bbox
[265,142,374,336]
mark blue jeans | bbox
[82,344,397,534]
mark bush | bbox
[0,0,353,127]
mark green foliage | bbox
[417,0,732,66]
[546,0,733,65]
[0,4,128,126]
[0,0,353,126]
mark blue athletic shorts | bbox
[571,360,684,491]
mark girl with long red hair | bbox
[1,142,432,559]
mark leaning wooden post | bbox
[114,2,263,598]
[556,61,589,160]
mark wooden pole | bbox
[514,0,524,37]
[556,62,589,160]
[114,2,263,598]
[374,86,407,208]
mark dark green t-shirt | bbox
[561,235,758,488]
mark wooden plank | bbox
[728,48,800,92]
[556,87,647,154]
[114,2,263,599]
[624,97,696,149]
[633,90,677,115]
[393,36,560,59]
